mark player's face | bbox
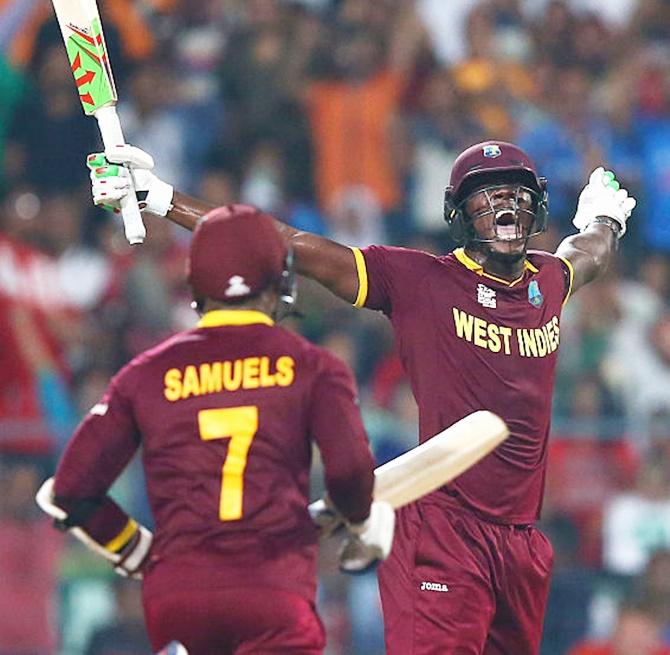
[465,183,536,258]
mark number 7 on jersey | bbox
[198,406,259,521]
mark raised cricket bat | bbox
[51,0,146,244]
[310,410,508,533]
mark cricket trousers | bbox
[378,492,554,655]
[143,561,325,655]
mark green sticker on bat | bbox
[64,17,116,114]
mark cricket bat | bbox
[310,410,508,533]
[51,0,146,244]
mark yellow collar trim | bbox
[454,248,538,287]
[197,310,274,328]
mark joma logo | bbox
[420,581,449,592]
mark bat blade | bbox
[373,410,508,508]
[309,411,509,537]
[51,0,117,115]
[50,0,147,244]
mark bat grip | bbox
[94,106,146,245]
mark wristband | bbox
[144,178,174,217]
[590,216,622,239]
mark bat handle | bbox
[94,106,146,245]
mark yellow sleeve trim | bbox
[351,247,369,308]
[105,518,138,553]
[558,256,574,307]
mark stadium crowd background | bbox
[0,0,669,653]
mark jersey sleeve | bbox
[556,255,575,306]
[528,249,575,307]
[308,350,375,524]
[53,367,142,546]
[351,245,436,315]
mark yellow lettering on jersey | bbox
[181,365,201,399]
[164,356,296,401]
[200,362,223,394]
[223,360,243,391]
[453,308,475,341]
[452,307,561,359]
[473,317,488,348]
[499,326,513,355]
[259,357,276,387]
[242,357,261,389]
[486,323,502,353]
[164,368,183,401]
[522,329,538,357]
[275,356,295,386]
[517,328,526,357]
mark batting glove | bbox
[87,145,174,217]
[308,497,344,538]
[573,167,636,237]
[339,501,395,574]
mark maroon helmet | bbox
[187,204,295,315]
[443,141,548,244]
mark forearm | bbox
[166,191,216,231]
[164,195,360,303]
[555,223,618,292]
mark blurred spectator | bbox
[4,43,98,195]
[540,488,596,655]
[636,549,670,643]
[219,0,317,201]
[158,0,232,191]
[328,185,388,247]
[602,455,670,578]
[452,3,534,139]
[118,60,188,191]
[568,600,670,655]
[83,580,152,655]
[0,454,63,655]
[305,2,421,216]
[605,312,670,444]
[516,65,612,233]
[408,67,485,233]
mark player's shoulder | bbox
[362,244,439,272]
[526,249,566,269]
[112,330,198,386]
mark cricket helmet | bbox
[443,141,548,245]
[188,204,296,315]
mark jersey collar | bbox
[454,248,538,287]
[197,310,274,328]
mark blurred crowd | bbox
[1,0,669,653]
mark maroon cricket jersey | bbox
[352,246,573,524]
[54,310,374,599]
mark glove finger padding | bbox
[339,501,395,574]
[589,166,605,186]
[573,167,636,237]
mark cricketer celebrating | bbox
[87,140,636,653]
[37,207,395,654]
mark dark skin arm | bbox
[169,191,361,303]
[555,223,618,295]
[170,192,618,303]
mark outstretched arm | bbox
[89,148,361,305]
[555,167,636,295]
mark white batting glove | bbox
[339,501,395,574]
[573,167,636,237]
[87,145,174,217]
